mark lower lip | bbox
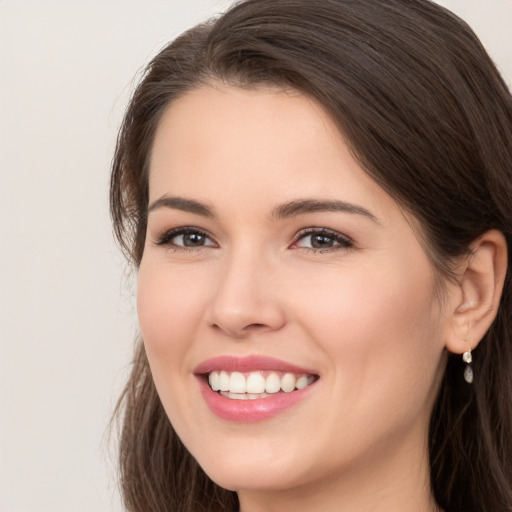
[197,377,316,422]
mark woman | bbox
[110,1,512,511]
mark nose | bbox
[205,249,287,338]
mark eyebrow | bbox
[147,195,378,223]
[147,196,215,218]
[272,199,379,223]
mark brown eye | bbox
[155,228,216,248]
[181,232,208,246]
[294,229,352,251]
[309,234,336,249]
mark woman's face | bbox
[138,85,449,496]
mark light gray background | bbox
[0,1,510,511]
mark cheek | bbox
[294,258,437,342]
[136,260,214,437]
[291,254,443,414]
[136,262,208,370]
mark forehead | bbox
[149,85,394,215]
[150,84,339,172]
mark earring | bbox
[463,349,473,383]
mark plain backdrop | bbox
[0,1,510,511]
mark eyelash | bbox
[154,227,217,251]
[292,228,353,253]
[153,226,353,253]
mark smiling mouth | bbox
[207,370,317,400]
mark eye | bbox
[293,228,353,251]
[154,227,217,249]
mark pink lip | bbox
[194,355,318,422]
[194,355,316,375]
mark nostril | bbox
[210,321,271,338]
[245,323,269,331]
[207,301,287,337]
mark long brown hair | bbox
[110,1,512,510]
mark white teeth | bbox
[208,370,315,396]
[225,392,247,400]
[281,373,296,392]
[209,372,220,391]
[265,372,281,394]
[246,372,266,394]
[229,372,246,393]
[296,374,309,390]
[219,371,230,392]
[223,391,270,400]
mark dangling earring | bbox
[463,349,473,383]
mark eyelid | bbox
[153,226,218,248]
[151,225,352,252]
[291,227,353,250]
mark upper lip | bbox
[194,355,317,375]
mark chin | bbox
[183,433,310,492]
[201,459,304,493]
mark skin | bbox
[137,84,503,512]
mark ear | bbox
[444,229,508,354]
